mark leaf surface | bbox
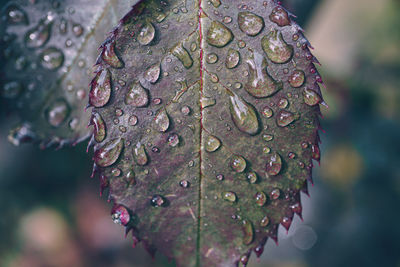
[89,0,324,266]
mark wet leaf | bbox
[0,0,134,147]
[89,0,324,266]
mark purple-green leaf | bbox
[89,0,324,266]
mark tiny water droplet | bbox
[270,188,280,200]
[144,63,161,83]
[167,133,180,147]
[125,81,149,107]
[179,180,190,188]
[45,99,70,127]
[260,215,270,227]
[230,155,246,173]
[151,194,166,207]
[238,11,265,36]
[72,23,83,37]
[205,135,221,152]
[206,21,233,48]
[206,53,218,64]
[39,47,64,70]
[289,70,305,88]
[94,138,124,167]
[242,219,254,245]
[216,174,224,181]
[111,168,121,177]
[247,171,258,184]
[261,30,293,64]
[263,146,271,154]
[262,107,273,118]
[226,48,240,69]
[266,152,282,176]
[111,205,130,226]
[255,192,267,206]
[223,191,237,202]
[210,73,219,83]
[181,105,191,115]
[276,110,295,127]
[311,144,320,161]
[263,134,273,142]
[278,98,289,109]
[134,142,148,166]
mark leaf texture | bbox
[89,0,324,266]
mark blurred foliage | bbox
[1,0,400,266]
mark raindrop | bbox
[276,110,295,127]
[45,99,70,127]
[128,115,138,126]
[210,0,221,8]
[223,191,237,202]
[181,105,191,115]
[134,142,148,166]
[303,88,322,106]
[72,23,83,37]
[171,43,193,69]
[269,6,291,27]
[205,135,221,152]
[39,47,64,70]
[111,205,130,226]
[242,220,254,245]
[102,42,123,68]
[230,155,246,173]
[125,81,149,107]
[5,4,28,25]
[154,108,170,132]
[151,194,166,207]
[206,53,218,64]
[25,16,53,48]
[246,171,258,184]
[262,107,273,118]
[261,30,293,64]
[228,90,260,135]
[255,192,267,206]
[179,180,190,188]
[91,112,106,142]
[237,11,265,36]
[137,22,155,45]
[94,138,124,167]
[206,21,233,48]
[89,69,111,107]
[167,133,180,147]
[266,152,282,176]
[111,168,121,177]
[225,49,240,69]
[262,134,273,142]
[144,63,161,83]
[311,144,320,161]
[289,70,305,88]
[270,188,280,200]
[278,98,289,109]
[201,97,216,108]
[260,216,270,227]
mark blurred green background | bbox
[1,0,400,266]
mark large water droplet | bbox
[255,192,267,206]
[205,135,221,152]
[225,48,240,69]
[237,11,265,36]
[5,4,28,25]
[154,108,170,132]
[124,81,149,107]
[269,6,291,27]
[266,152,282,176]
[45,99,70,127]
[223,191,237,202]
[171,44,193,69]
[206,53,218,64]
[111,204,130,226]
[25,16,53,48]
[89,69,111,107]
[134,142,148,166]
[228,90,260,135]
[137,22,155,45]
[261,30,293,64]
[39,47,64,70]
[151,194,166,207]
[144,63,161,83]
[303,88,321,106]
[230,155,246,173]
[276,110,295,127]
[206,21,233,48]
[91,112,106,142]
[94,138,124,167]
[242,220,254,245]
[245,52,282,98]
[102,42,123,68]
[288,70,305,88]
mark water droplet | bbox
[144,63,161,83]
[179,180,190,188]
[205,135,221,152]
[206,21,233,48]
[111,204,130,226]
[266,152,282,176]
[223,16,232,24]
[91,112,106,142]
[270,188,280,199]
[72,23,83,37]
[311,144,320,161]
[134,142,148,166]
[154,108,170,132]
[276,110,295,127]
[45,99,70,127]
[288,70,305,88]
[255,192,267,206]
[228,90,260,135]
[1,81,22,99]
[281,217,292,231]
[234,82,242,89]
[263,146,271,154]
[261,107,273,118]
[5,4,28,25]
[181,105,191,115]
[237,11,265,36]
[261,30,293,64]
[151,194,166,207]
[94,138,124,167]
[119,125,127,133]
[247,171,258,184]
[288,152,296,159]
[223,191,237,202]
[278,98,289,109]
[137,22,155,45]
[89,69,111,107]
[242,220,254,245]
[102,42,123,68]
[201,97,216,108]
[303,88,321,106]
[269,6,291,27]
[239,254,249,266]
[263,134,273,142]
[260,215,270,227]
[210,0,221,8]
[230,155,246,173]
[171,43,193,69]
[39,47,64,70]
[245,52,282,97]
[25,17,53,48]
[167,133,180,147]
[125,81,149,107]
[190,42,197,52]
[206,53,218,64]
[226,48,240,69]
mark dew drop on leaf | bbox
[237,11,265,37]
[266,152,282,176]
[94,138,124,167]
[89,69,112,108]
[261,30,293,64]
[206,21,233,48]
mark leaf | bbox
[89,0,325,266]
[0,0,134,147]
